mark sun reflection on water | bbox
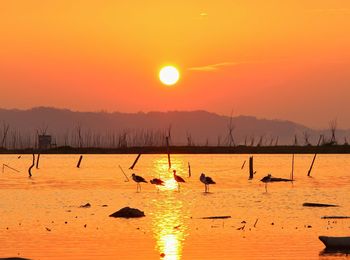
[152,194,186,260]
[152,157,188,259]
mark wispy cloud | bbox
[188,62,240,72]
[306,8,350,14]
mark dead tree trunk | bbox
[77,155,83,168]
[307,135,323,177]
[129,153,141,170]
[28,154,35,178]
[36,153,40,169]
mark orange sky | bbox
[0,1,350,128]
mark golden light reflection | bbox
[152,194,186,260]
[151,157,188,259]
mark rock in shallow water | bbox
[109,207,145,218]
[79,203,91,208]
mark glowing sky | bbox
[1,1,350,128]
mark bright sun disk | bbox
[159,66,180,86]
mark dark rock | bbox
[109,207,145,218]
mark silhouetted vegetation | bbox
[0,115,349,154]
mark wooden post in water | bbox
[249,156,254,179]
[28,154,35,178]
[188,162,191,177]
[77,155,83,168]
[36,153,40,169]
[291,154,294,180]
[166,136,171,169]
[307,135,323,177]
[129,153,141,170]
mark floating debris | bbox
[322,216,350,219]
[237,225,245,230]
[253,219,259,228]
[201,216,231,219]
[45,227,51,232]
[109,207,145,218]
[303,202,338,207]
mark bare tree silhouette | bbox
[225,111,235,146]
[293,135,298,146]
[329,119,337,145]
[303,131,311,146]
[1,122,10,148]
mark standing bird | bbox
[260,174,272,192]
[150,178,165,192]
[173,170,185,192]
[200,173,216,193]
[131,173,148,192]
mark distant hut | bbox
[38,135,52,150]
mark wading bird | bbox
[150,178,165,192]
[200,173,216,193]
[173,170,185,191]
[131,173,147,192]
[260,174,271,192]
[260,174,293,192]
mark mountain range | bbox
[0,107,348,148]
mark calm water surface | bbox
[0,154,349,259]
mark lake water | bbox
[0,154,349,259]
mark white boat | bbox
[319,236,350,248]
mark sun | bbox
[159,66,180,86]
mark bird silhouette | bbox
[173,170,185,192]
[200,173,216,193]
[131,173,147,192]
[150,178,165,192]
